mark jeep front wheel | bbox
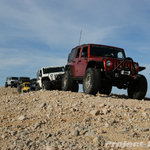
[83,68,100,95]
[127,74,147,100]
[62,70,74,91]
[42,80,51,90]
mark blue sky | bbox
[0,0,150,97]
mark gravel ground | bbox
[0,86,150,150]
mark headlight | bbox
[134,64,138,69]
[134,64,137,69]
[106,60,111,66]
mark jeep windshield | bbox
[12,77,18,80]
[90,45,125,59]
[43,67,64,74]
[25,83,30,87]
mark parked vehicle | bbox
[62,43,147,100]
[17,77,30,91]
[18,82,30,94]
[30,78,37,91]
[5,77,18,88]
[17,77,30,86]
[35,66,64,90]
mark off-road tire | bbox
[42,80,51,90]
[62,70,74,91]
[127,74,147,100]
[72,82,79,92]
[35,84,41,91]
[11,84,14,88]
[99,84,112,95]
[5,83,8,88]
[18,86,22,94]
[83,68,100,95]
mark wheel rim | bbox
[85,73,91,89]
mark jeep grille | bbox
[113,61,132,70]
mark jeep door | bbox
[74,46,88,77]
[73,47,81,77]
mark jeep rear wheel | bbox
[42,80,51,90]
[62,70,74,91]
[99,84,112,95]
[83,68,100,95]
[127,74,147,100]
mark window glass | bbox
[90,45,125,59]
[81,47,88,57]
[43,67,64,74]
[75,48,81,58]
[12,77,18,80]
[118,52,124,58]
[69,49,76,62]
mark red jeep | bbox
[62,44,147,100]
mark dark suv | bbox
[62,44,148,100]
[30,78,37,91]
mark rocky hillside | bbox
[0,87,150,150]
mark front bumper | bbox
[23,89,30,92]
[105,71,135,82]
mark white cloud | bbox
[0,48,66,71]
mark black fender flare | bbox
[86,60,104,70]
[64,65,74,76]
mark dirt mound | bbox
[0,87,150,150]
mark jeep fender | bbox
[64,65,74,76]
[86,60,104,70]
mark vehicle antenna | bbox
[78,30,82,45]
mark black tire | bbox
[72,82,79,92]
[99,84,112,95]
[127,75,147,100]
[62,70,74,91]
[18,86,22,94]
[11,84,14,88]
[5,83,8,88]
[35,84,41,91]
[42,80,51,90]
[83,68,100,95]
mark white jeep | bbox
[5,77,18,88]
[35,66,64,90]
